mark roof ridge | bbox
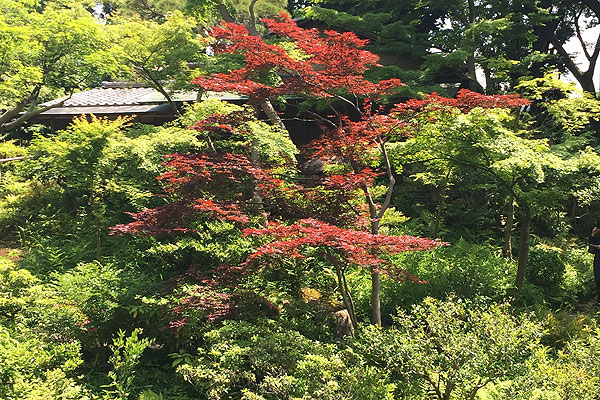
[101,81,152,89]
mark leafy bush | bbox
[526,244,566,292]
[105,329,155,400]
[0,257,86,399]
[496,324,600,400]
[357,297,541,400]
[558,246,595,305]
[175,320,393,399]
[351,239,516,323]
[51,261,161,352]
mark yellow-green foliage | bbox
[517,73,600,133]
[175,320,394,400]
[247,120,297,164]
[0,257,85,399]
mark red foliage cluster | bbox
[193,199,250,224]
[393,89,530,115]
[158,152,265,195]
[190,110,252,137]
[243,218,447,277]
[110,202,197,235]
[193,12,403,101]
[168,264,278,330]
[169,264,244,327]
[324,168,383,191]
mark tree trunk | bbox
[259,99,286,130]
[96,229,101,260]
[482,64,494,94]
[364,140,395,327]
[502,194,514,259]
[327,251,358,333]
[216,2,235,23]
[466,56,483,92]
[515,207,531,290]
[370,217,382,327]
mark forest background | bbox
[3,0,600,399]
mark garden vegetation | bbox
[2,0,600,399]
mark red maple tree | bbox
[112,12,529,329]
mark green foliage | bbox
[558,247,595,304]
[497,325,600,400]
[106,328,155,400]
[357,297,541,400]
[247,120,297,164]
[180,99,298,164]
[51,262,160,349]
[516,73,600,135]
[525,244,565,291]
[1,115,203,273]
[11,369,90,400]
[0,0,122,132]
[352,240,515,321]
[0,256,86,399]
[109,11,204,95]
[175,319,393,399]
[516,245,596,308]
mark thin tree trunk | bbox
[503,194,514,259]
[369,214,382,327]
[483,64,493,94]
[96,229,101,260]
[328,252,358,332]
[515,206,531,290]
[259,99,286,130]
[340,268,357,328]
[369,140,396,326]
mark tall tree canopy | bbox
[299,0,600,97]
[0,0,120,135]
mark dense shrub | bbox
[356,297,541,400]
[0,257,86,399]
[351,239,516,324]
[496,324,600,400]
[175,320,394,399]
[526,244,566,292]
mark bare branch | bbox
[574,12,592,61]
[0,156,27,163]
[0,92,71,133]
[247,0,260,36]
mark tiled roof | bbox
[40,104,172,115]
[39,83,191,115]
[61,87,159,107]
[38,82,245,116]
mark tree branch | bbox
[216,1,235,23]
[247,0,260,36]
[0,90,72,134]
[574,12,591,61]
[376,137,396,221]
[0,85,42,126]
